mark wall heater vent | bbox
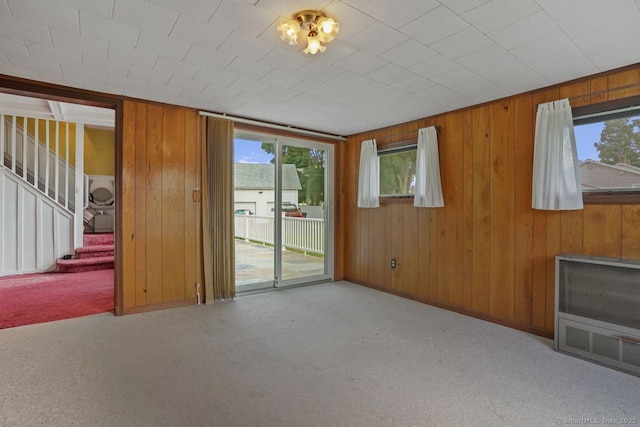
[556,255,640,377]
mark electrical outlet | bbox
[391,258,396,269]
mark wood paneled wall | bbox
[118,100,200,314]
[341,66,640,337]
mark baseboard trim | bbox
[119,298,197,315]
[346,278,554,340]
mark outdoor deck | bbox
[235,240,325,287]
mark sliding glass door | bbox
[278,143,329,286]
[234,135,276,288]
[234,132,333,291]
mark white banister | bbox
[11,116,16,173]
[64,122,69,209]
[54,121,59,203]
[0,114,4,167]
[45,119,49,195]
[74,123,85,249]
[33,118,39,186]
[1,115,77,213]
[21,117,27,180]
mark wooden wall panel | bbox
[583,205,622,257]
[513,95,534,325]
[416,206,430,298]
[134,102,148,307]
[461,110,474,310]
[121,101,137,310]
[369,208,386,289]
[444,113,463,307]
[161,108,186,302]
[428,208,439,300]
[402,205,418,296]
[608,69,640,100]
[489,101,515,320]
[436,203,447,302]
[545,212,561,331]
[471,106,490,313]
[184,111,199,302]
[359,208,370,284]
[343,138,357,280]
[390,203,403,292]
[119,100,199,313]
[341,64,640,337]
[145,105,164,306]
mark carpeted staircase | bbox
[56,233,114,273]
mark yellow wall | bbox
[22,119,115,175]
[84,127,115,176]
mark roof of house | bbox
[579,159,640,189]
[234,163,302,190]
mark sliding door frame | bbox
[233,130,334,292]
[274,136,334,288]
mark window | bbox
[378,145,417,197]
[573,98,640,203]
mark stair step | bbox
[83,233,114,247]
[56,255,114,273]
[75,245,114,259]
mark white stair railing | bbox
[1,115,76,212]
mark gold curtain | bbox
[200,116,235,302]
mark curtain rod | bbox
[198,111,347,141]
[374,125,442,141]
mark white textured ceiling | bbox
[0,92,115,128]
[1,0,640,136]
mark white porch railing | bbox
[234,214,325,255]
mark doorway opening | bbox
[233,130,333,291]
[0,91,116,328]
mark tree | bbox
[379,150,416,195]
[594,118,640,167]
[261,143,325,205]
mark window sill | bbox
[583,191,640,204]
[379,196,414,204]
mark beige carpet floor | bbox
[1,281,638,426]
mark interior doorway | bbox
[234,130,333,292]
[0,91,116,328]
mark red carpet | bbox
[0,269,114,329]
[56,233,115,273]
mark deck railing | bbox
[234,214,325,255]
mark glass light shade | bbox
[303,34,326,54]
[277,19,301,45]
[316,17,339,43]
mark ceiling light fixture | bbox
[277,10,339,54]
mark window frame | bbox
[573,95,640,205]
[377,139,417,202]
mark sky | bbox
[574,122,604,161]
[234,138,273,164]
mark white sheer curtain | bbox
[532,99,583,210]
[357,139,379,208]
[414,126,444,208]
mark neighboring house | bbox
[579,159,640,189]
[234,163,302,216]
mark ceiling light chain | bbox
[277,10,339,54]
